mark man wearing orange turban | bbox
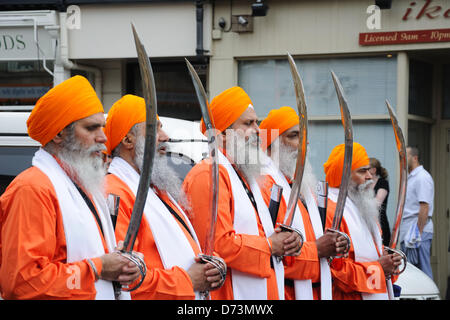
[0,76,142,300]
[258,106,347,300]
[183,87,302,300]
[323,142,402,300]
[104,94,224,300]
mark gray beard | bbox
[58,136,107,198]
[225,130,270,181]
[348,179,380,240]
[134,135,189,210]
[270,139,317,197]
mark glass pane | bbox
[238,56,397,118]
[443,64,450,120]
[407,120,431,172]
[408,59,433,118]
[0,61,53,107]
[126,60,204,121]
[0,146,39,196]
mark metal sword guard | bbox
[198,253,227,299]
[275,224,305,263]
[117,251,148,292]
[326,228,351,260]
[384,247,407,278]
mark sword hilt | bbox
[384,247,407,279]
[114,250,147,298]
[275,224,305,263]
[198,253,227,300]
[327,228,351,262]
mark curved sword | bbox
[122,24,158,253]
[185,58,226,298]
[328,71,352,257]
[116,24,158,294]
[277,53,306,253]
[385,99,407,276]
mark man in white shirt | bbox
[400,146,434,279]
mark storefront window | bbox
[126,60,205,121]
[238,56,397,118]
[408,59,433,118]
[0,146,39,196]
[0,60,53,108]
[238,55,399,226]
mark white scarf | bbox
[328,187,393,300]
[32,149,130,300]
[262,159,332,300]
[108,157,203,300]
[218,151,284,300]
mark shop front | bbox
[208,0,450,295]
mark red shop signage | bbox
[359,28,450,46]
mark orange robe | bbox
[259,175,321,300]
[0,167,104,300]
[325,198,397,300]
[105,174,199,300]
[182,160,279,300]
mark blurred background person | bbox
[369,157,391,247]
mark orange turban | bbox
[323,142,370,188]
[104,94,147,155]
[200,86,253,134]
[259,106,300,151]
[27,75,104,146]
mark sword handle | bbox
[107,194,121,230]
[275,224,305,263]
[316,181,328,230]
[327,228,351,261]
[198,253,227,300]
[384,247,407,279]
[113,250,148,298]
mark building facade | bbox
[0,0,449,296]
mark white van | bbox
[0,112,441,300]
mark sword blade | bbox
[122,24,158,253]
[283,53,308,227]
[330,71,353,231]
[385,100,407,249]
[185,58,219,256]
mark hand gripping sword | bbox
[384,100,408,277]
[327,71,352,259]
[114,23,160,296]
[276,53,308,256]
[185,59,227,299]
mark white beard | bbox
[58,136,107,198]
[348,179,380,240]
[224,130,270,181]
[134,135,190,210]
[270,139,317,197]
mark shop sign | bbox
[0,84,51,103]
[0,27,54,60]
[359,28,450,45]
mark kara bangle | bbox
[87,258,100,281]
[266,237,272,254]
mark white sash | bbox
[328,188,392,300]
[108,157,203,299]
[262,159,332,300]
[32,149,130,300]
[218,151,284,300]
